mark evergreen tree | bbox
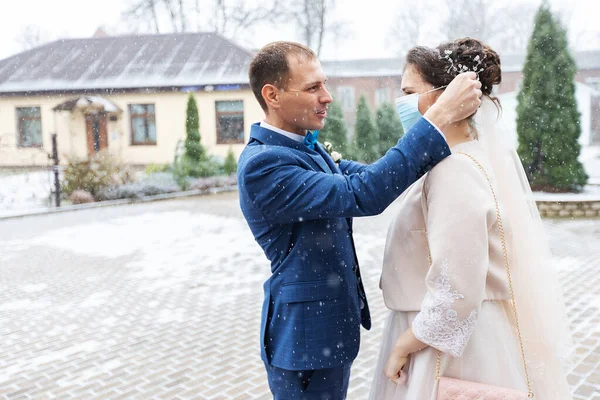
[319,100,348,156]
[184,93,205,162]
[376,102,404,157]
[516,1,587,192]
[352,96,379,163]
[175,92,219,180]
[223,147,238,175]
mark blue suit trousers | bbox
[264,362,352,400]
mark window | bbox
[375,88,391,106]
[216,100,244,144]
[586,77,600,92]
[337,86,355,111]
[16,107,42,147]
[129,104,156,145]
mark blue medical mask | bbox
[394,86,447,132]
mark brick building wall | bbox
[326,76,402,134]
[322,58,599,144]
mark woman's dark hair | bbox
[405,37,502,99]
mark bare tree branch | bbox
[177,0,187,32]
[439,0,539,54]
[316,0,326,56]
[554,3,588,51]
[385,0,540,58]
[122,0,162,33]
[387,0,426,57]
[162,0,181,32]
[301,0,312,48]
[492,3,536,53]
[440,0,504,43]
[227,1,284,38]
[121,0,283,43]
[194,0,201,30]
[15,25,49,51]
[285,0,344,57]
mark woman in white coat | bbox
[369,38,573,400]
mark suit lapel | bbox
[315,143,341,174]
[308,151,332,174]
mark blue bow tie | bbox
[303,131,319,150]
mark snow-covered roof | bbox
[53,96,122,113]
[501,50,600,73]
[0,33,253,94]
[321,50,600,77]
[0,33,596,94]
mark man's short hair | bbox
[249,41,317,111]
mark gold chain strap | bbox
[425,152,534,398]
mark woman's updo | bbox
[405,37,501,96]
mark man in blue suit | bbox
[237,41,482,399]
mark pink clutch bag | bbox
[437,377,529,400]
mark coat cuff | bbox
[401,117,451,175]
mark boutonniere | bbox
[323,141,342,164]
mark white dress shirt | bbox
[260,121,305,143]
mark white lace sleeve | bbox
[414,154,495,358]
[412,260,478,357]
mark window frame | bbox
[336,86,356,111]
[215,100,245,145]
[375,87,391,106]
[129,104,157,146]
[16,106,43,148]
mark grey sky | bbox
[1,0,598,61]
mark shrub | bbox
[145,163,171,174]
[62,151,133,198]
[69,190,95,204]
[223,148,238,175]
[96,172,180,201]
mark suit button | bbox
[352,265,357,272]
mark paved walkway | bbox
[0,192,598,399]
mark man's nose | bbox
[321,87,333,104]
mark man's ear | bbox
[262,84,281,111]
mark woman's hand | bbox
[384,328,428,385]
[384,347,409,384]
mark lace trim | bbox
[412,260,478,357]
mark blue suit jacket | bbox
[237,119,450,371]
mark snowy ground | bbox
[0,169,55,218]
[582,146,600,185]
[0,192,598,399]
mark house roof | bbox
[0,32,253,94]
[501,50,600,72]
[320,50,600,77]
[53,96,121,112]
[0,31,597,94]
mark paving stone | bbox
[0,192,597,399]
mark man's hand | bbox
[424,71,482,132]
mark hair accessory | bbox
[440,49,486,79]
